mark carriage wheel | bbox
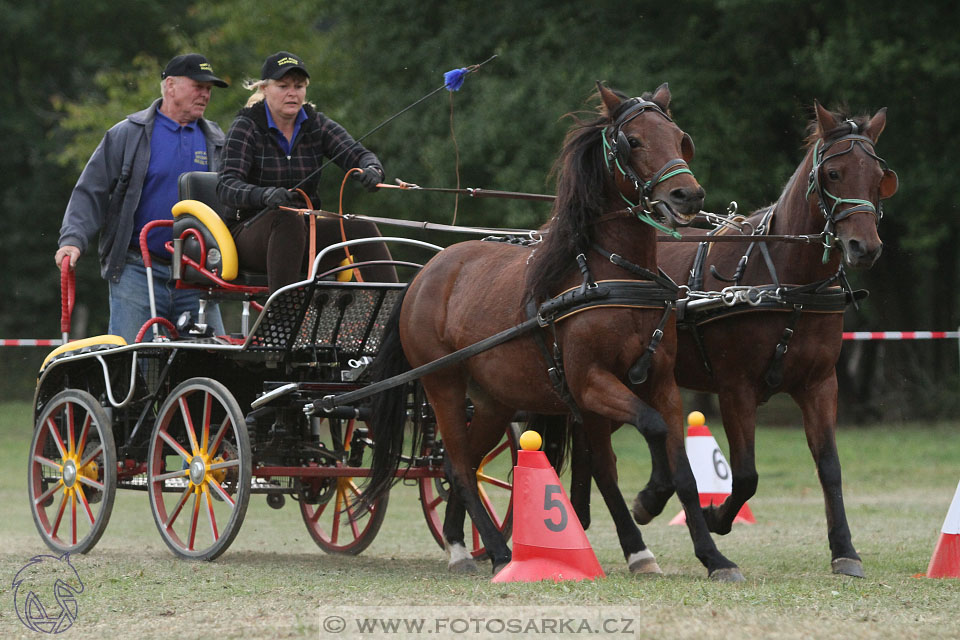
[28,389,117,554]
[419,423,519,558]
[299,417,388,555]
[148,378,250,560]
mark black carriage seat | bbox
[173,171,268,288]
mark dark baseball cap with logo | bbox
[161,53,228,88]
[261,51,310,80]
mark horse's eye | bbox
[827,169,841,181]
[629,137,641,149]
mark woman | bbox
[217,51,396,292]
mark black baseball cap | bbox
[261,51,310,80]
[161,53,228,88]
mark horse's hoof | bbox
[491,562,509,577]
[831,557,865,578]
[627,549,663,575]
[445,541,477,573]
[632,496,654,525]
[709,567,745,583]
[448,557,479,573]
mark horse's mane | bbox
[526,88,645,301]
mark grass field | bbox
[1,400,959,639]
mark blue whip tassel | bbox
[444,67,468,91]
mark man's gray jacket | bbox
[58,98,225,282]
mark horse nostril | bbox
[671,187,704,205]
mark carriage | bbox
[29,84,896,580]
[29,172,521,561]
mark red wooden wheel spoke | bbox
[309,500,329,524]
[51,492,68,537]
[78,476,105,492]
[424,493,443,511]
[201,392,212,452]
[188,491,201,550]
[179,396,201,455]
[152,468,189,483]
[477,473,511,491]
[483,440,509,462]
[33,454,62,471]
[77,486,95,526]
[208,459,240,473]
[158,430,192,462]
[330,492,343,543]
[66,403,76,454]
[204,488,219,540]
[207,415,231,457]
[164,486,194,530]
[79,444,103,469]
[46,417,67,458]
[35,481,63,507]
[478,485,501,524]
[207,478,236,507]
[76,415,92,461]
[71,492,78,545]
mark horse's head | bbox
[808,102,898,269]
[599,82,704,226]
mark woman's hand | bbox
[354,166,384,192]
[261,187,301,208]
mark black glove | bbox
[354,166,384,192]
[261,187,299,208]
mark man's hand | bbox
[55,245,81,271]
[354,166,384,192]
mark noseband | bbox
[601,98,694,235]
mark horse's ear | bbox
[880,169,898,199]
[814,100,837,135]
[864,107,888,142]
[597,81,622,117]
[651,83,671,111]
[681,132,695,162]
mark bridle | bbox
[805,121,892,261]
[601,97,694,236]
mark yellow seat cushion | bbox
[172,200,239,281]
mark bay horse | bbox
[365,83,744,580]
[572,102,898,578]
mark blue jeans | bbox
[108,252,224,344]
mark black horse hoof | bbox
[831,557,864,578]
[709,567,745,583]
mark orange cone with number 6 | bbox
[492,431,605,583]
[669,411,755,526]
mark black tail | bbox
[364,286,415,505]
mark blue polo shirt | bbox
[132,108,210,257]
[265,103,308,156]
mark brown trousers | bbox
[233,210,398,293]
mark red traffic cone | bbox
[670,411,755,526]
[918,480,960,579]
[492,431,605,583]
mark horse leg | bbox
[575,371,740,579]
[701,391,759,535]
[582,416,662,574]
[568,422,592,530]
[440,398,516,573]
[630,401,676,525]
[792,374,864,578]
[426,379,514,575]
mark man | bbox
[55,53,229,343]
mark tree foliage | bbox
[4,1,959,414]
